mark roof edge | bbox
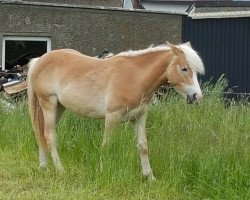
[0,0,183,15]
[188,6,250,19]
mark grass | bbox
[0,79,249,199]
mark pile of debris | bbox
[0,68,28,101]
[0,53,38,101]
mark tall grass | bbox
[0,79,249,199]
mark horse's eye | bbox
[181,67,188,72]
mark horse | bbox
[27,42,205,180]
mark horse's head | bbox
[166,42,205,103]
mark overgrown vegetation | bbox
[0,78,249,199]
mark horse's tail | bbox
[28,58,47,149]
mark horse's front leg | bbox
[100,113,120,172]
[132,112,156,180]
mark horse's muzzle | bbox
[186,93,200,104]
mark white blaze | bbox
[184,70,202,100]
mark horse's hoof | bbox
[147,174,156,181]
[39,162,48,170]
[143,172,156,181]
[55,165,65,173]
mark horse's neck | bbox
[133,50,172,92]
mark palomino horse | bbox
[28,42,204,180]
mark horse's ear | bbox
[185,41,192,47]
[166,41,182,55]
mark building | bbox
[0,0,181,71]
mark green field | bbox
[0,79,249,199]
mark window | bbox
[2,36,51,71]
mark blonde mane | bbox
[178,43,205,75]
[115,43,205,75]
[116,45,170,57]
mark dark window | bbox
[2,37,51,70]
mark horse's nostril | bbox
[193,93,197,100]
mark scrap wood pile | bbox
[0,67,28,101]
[0,53,36,101]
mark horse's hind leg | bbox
[40,95,64,171]
[38,102,64,170]
[39,145,48,169]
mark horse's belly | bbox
[58,93,106,118]
[70,106,105,118]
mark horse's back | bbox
[28,49,112,117]
[29,49,101,82]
